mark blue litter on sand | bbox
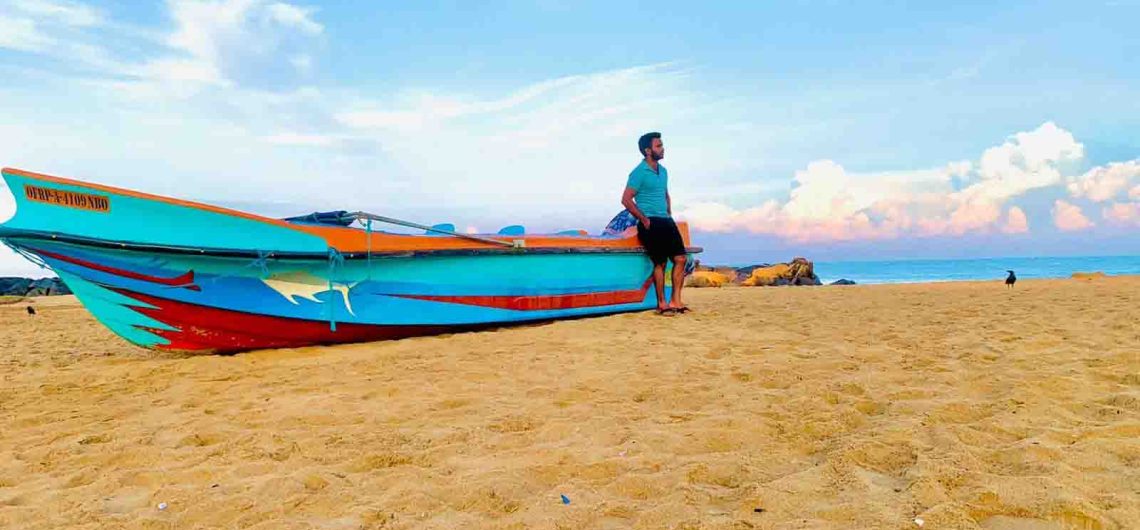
[561,494,570,505]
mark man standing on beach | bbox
[621,132,689,315]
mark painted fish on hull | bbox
[261,270,358,315]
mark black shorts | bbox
[636,216,686,265]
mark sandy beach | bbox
[1,277,1137,529]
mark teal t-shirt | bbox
[626,160,669,218]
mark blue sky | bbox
[1,0,1139,275]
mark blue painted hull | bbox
[1,167,697,353]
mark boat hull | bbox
[1,167,697,354]
[5,238,674,353]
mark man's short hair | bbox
[638,132,661,156]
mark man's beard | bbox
[653,151,664,161]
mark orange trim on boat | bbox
[2,167,693,253]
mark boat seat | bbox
[497,225,525,236]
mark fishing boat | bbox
[0,167,701,354]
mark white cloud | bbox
[0,14,54,52]
[0,173,15,225]
[8,0,101,27]
[137,0,323,86]
[334,71,600,131]
[337,108,434,131]
[678,201,761,233]
[165,0,257,61]
[1102,202,1140,226]
[0,177,50,276]
[134,58,228,85]
[1,1,1133,255]
[0,246,50,276]
[967,121,1082,201]
[328,63,705,214]
[1067,160,1140,202]
[0,0,323,88]
[262,132,337,146]
[677,122,1085,242]
[0,1,121,70]
[266,2,321,34]
[1001,206,1029,234]
[1052,199,1094,231]
[289,53,312,73]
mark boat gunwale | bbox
[1,229,703,260]
[1,166,698,253]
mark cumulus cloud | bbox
[1102,202,1140,226]
[1067,160,1140,202]
[1052,200,1094,231]
[967,122,1082,200]
[1001,206,1029,234]
[677,122,1085,242]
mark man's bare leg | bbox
[669,254,687,310]
[653,262,667,310]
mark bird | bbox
[1005,270,1017,289]
[26,305,36,316]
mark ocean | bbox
[807,255,1140,285]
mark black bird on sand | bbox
[1005,270,1017,289]
[26,305,36,316]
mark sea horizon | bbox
[7,253,1140,287]
[708,254,1140,285]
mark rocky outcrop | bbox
[686,270,731,287]
[830,279,857,285]
[0,277,71,297]
[686,258,824,287]
[742,258,822,286]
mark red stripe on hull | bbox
[108,288,471,354]
[33,247,200,291]
[391,277,654,310]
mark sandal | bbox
[655,307,676,316]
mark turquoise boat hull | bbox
[1,168,699,353]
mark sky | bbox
[1,0,1139,276]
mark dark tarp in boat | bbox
[282,210,354,227]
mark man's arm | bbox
[667,191,672,216]
[621,187,651,227]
